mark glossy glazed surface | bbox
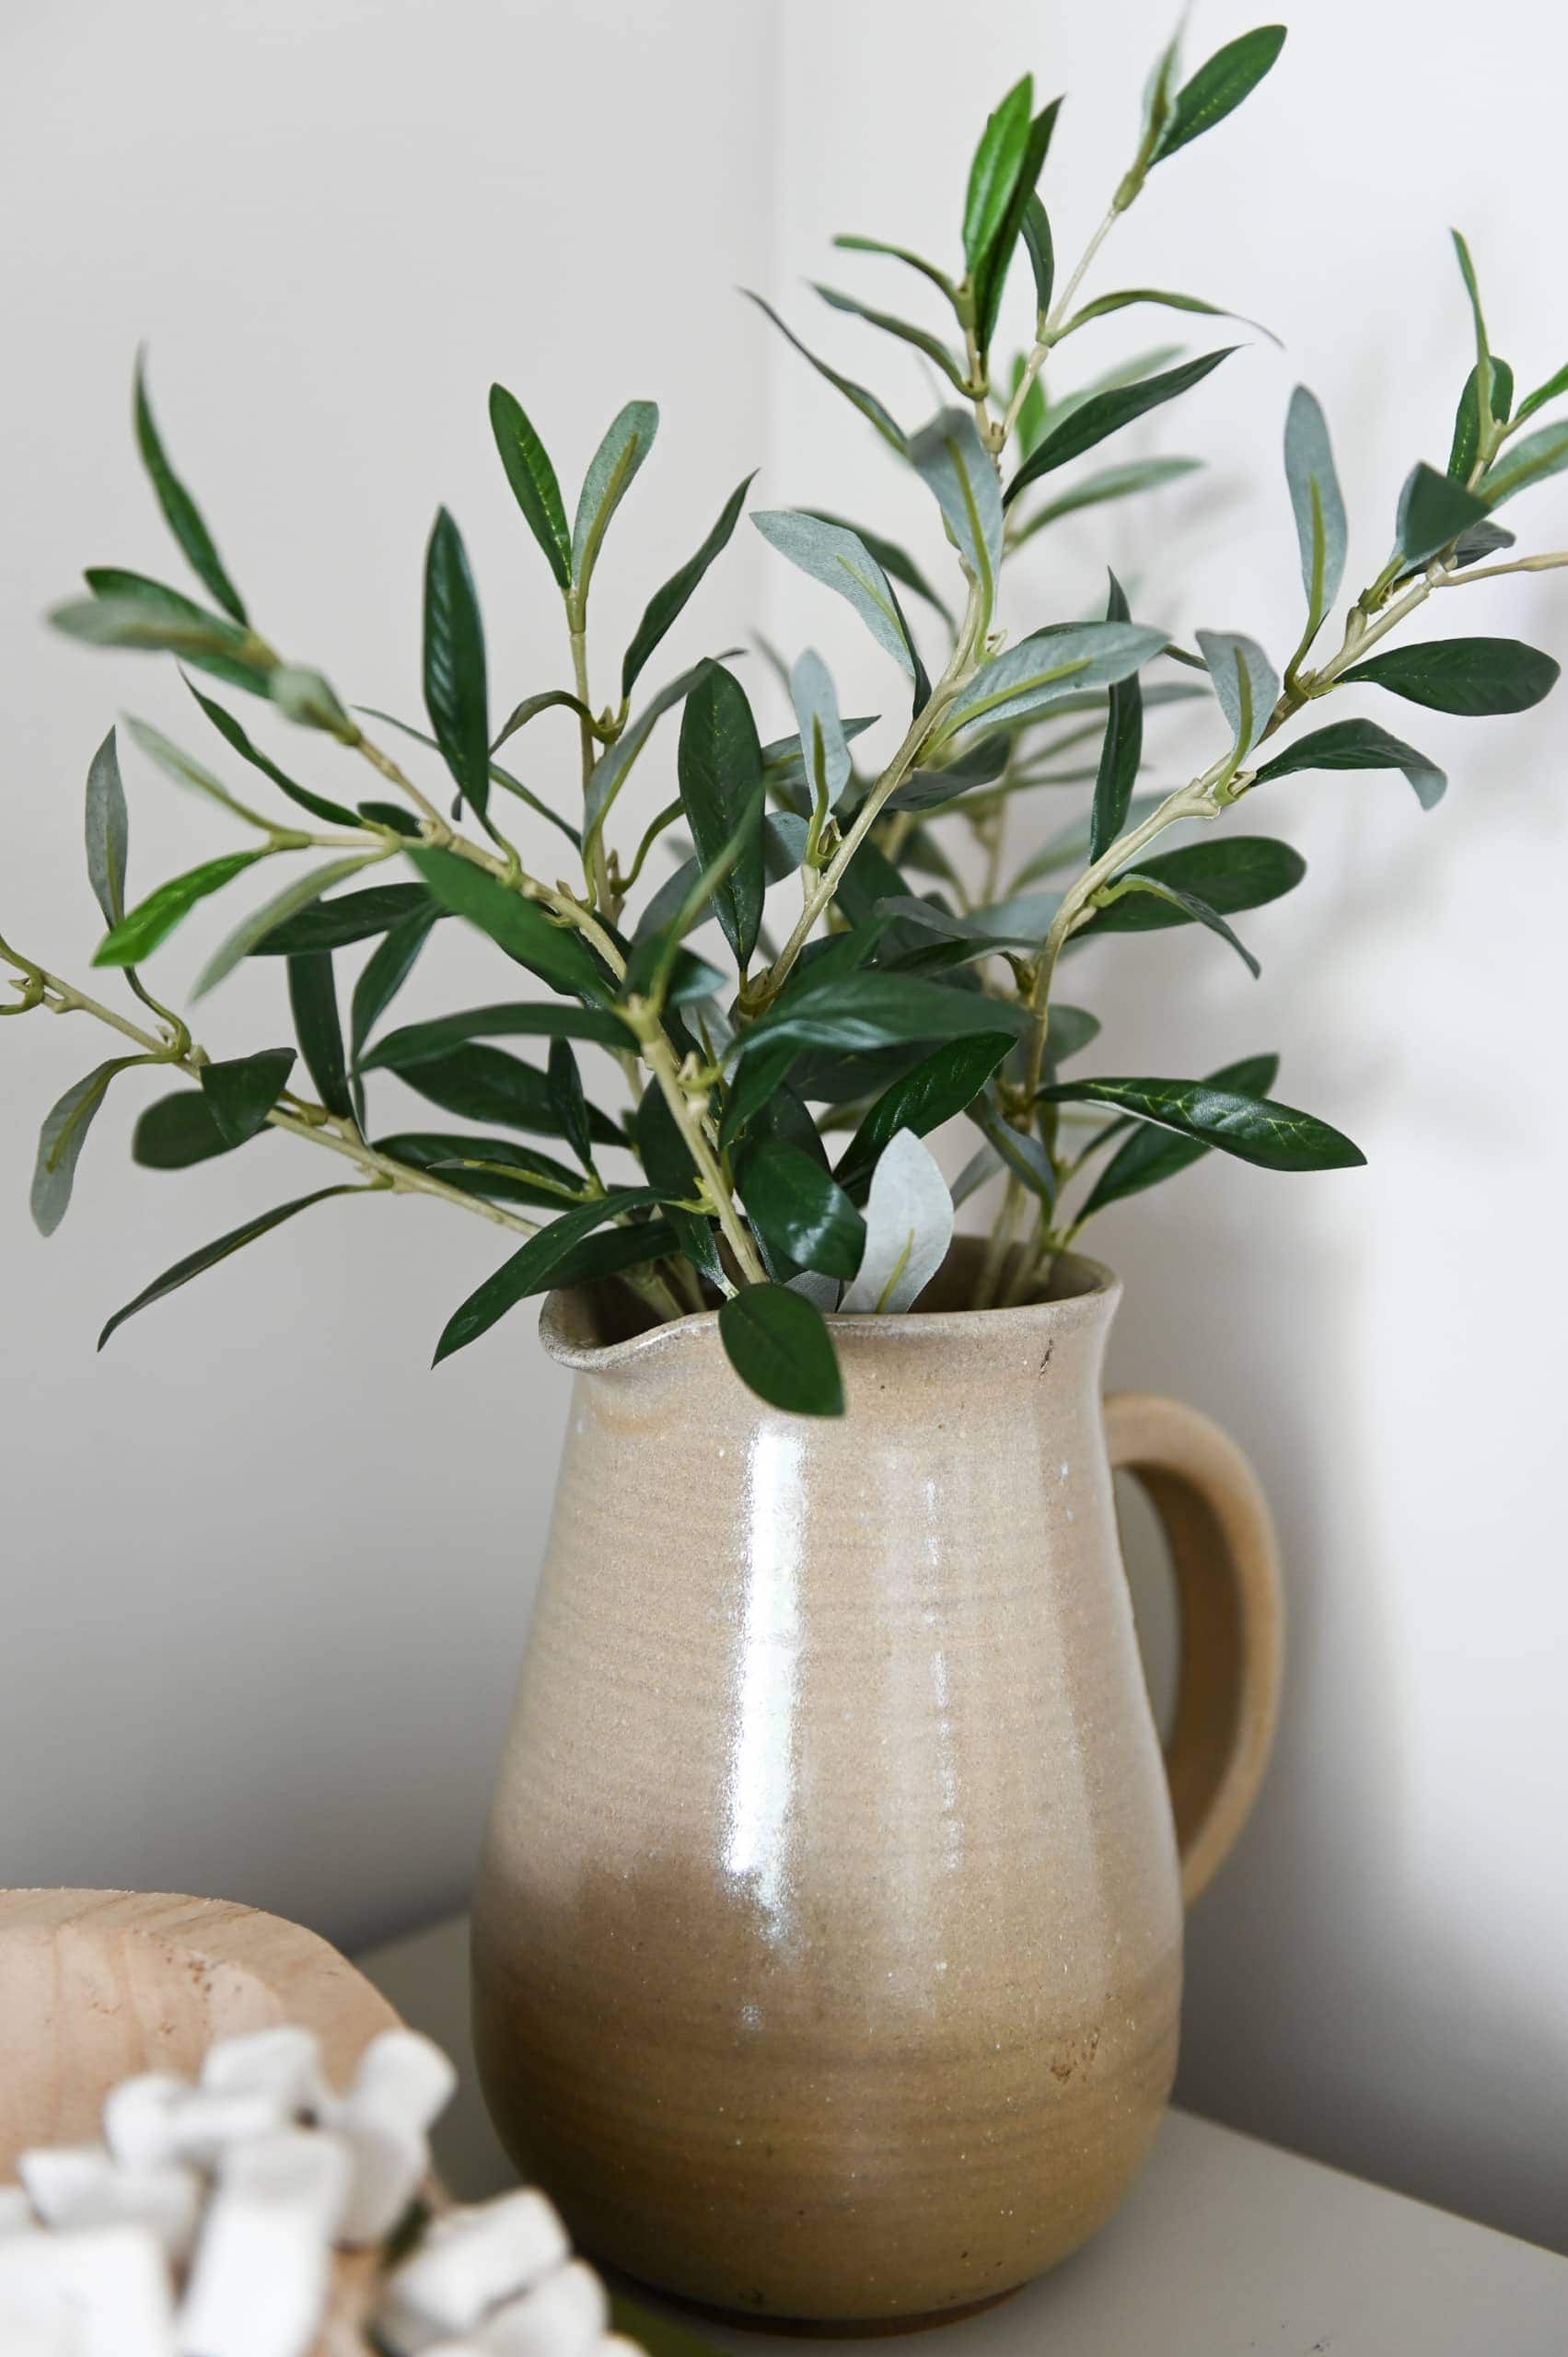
[472,1252,1202,2326]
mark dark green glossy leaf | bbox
[182,676,360,828]
[1077,1052,1280,1218]
[134,1091,237,1168]
[408,848,610,999]
[963,74,1034,273]
[1005,350,1235,505]
[1395,462,1490,566]
[84,729,129,930]
[195,853,381,997]
[677,661,766,965]
[546,1218,683,1294]
[1253,717,1446,811]
[1153,25,1286,162]
[491,690,596,754]
[830,234,954,299]
[134,354,246,621]
[1450,229,1493,446]
[1038,1074,1361,1172]
[435,1188,666,1364]
[247,879,435,956]
[288,951,352,1120]
[742,292,906,450]
[1512,361,1568,428]
[357,708,581,848]
[99,1186,356,1350]
[488,384,572,590]
[635,1080,723,1285]
[621,473,754,699]
[835,1032,1013,1198]
[1020,195,1054,322]
[1061,286,1276,342]
[547,1038,595,1172]
[94,850,263,968]
[32,1060,139,1235]
[423,509,491,819]
[349,908,439,1063]
[376,1132,586,1210]
[1283,386,1346,641]
[1447,359,1514,483]
[1083,836,1305,936]
[742,1144,865,1279]
[716,1036,803,1155]
[752,510,920,677]
[573,401,659,594]
[1089,572,1143,859]
[974,99,1061,351]
[199,1048,296,1146]
[361,1001,627,1073]
[1094,875,1260,977]
[395,1043,621,1144]
[738,970,1028,1063]
[1340,637,1559,715]
[812,285,968,393]
[719,1283,843,1416]
[1477,422,1568,506]
[582,658,727,849]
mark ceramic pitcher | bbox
[471,1244,1282,2329]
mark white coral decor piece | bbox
[0,2023,643,2357]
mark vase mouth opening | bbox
[539,1237,1120,1376]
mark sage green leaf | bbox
[1340,637,1559,715]
[962,75,1034,274]
[199,1047,296,1146]
[395,1043,621,1144]
[1153,25,1286,162]
[1196,629,1279,761]
[719,1283,843,1414]
[183,675,361,827]
[1005,350,1235,505]
[288,952,352,1120]
[572,401,659,593]
[1283,386,1346,641]
[968,1098,1056,1205]
[408,847,610,1000]
[1395,463,1490,566]
[752,510,920,678]
[488,384,572,590]
[835,1032,1013,1198]
[99,1185,356,1351]
[742,1144,865,1280]
[1447,359,1514,483]
[1008,456,1202,547]
[1021,195,1054,322]
[1085,837,1305,936]
[435,1188,667,1364]
[1077,1052,1280,1219]
[194,853,380,996]
[134,354,246,622]
[1090,573,1144,859]
[1452,519,1515,571]
[812,285,968,393]
[1038,1074,1360,1173]
[376,1132,587,1210]
[69,569,270,694]
[873,890,1061,953]
[1095,874,1260,977]
[491,690,596,753]
[423,508,491,819]
[621,473,754,699]
[742,293,906,450]
[951,1139,1003,1208]
[361,1000,627,1073]
[84,729,130,929]
[94,850,263,968]
[941,621,1166,740]
[357,707,581,848]
[908,409,1004,620]
[973,99,1061,351]
[247,879,435,956]
[270,666,355,739]
[582,658,726,848]
[349,908,439,1062]
[790,650,852,826]
[738,970,1028,1063]
[1513,361,1568,428]
[123,717,271,828]
[885,728,1011,813]
[677,661,766,965]
[804,515,953,626]
[134,1092,237,1168]
[31,1059,139,1235]
[1253,716,1446,810]
[1477,422,1568,507]
[1451,229,1493,445]
[1061,287,1276,342]
[547,1038,595,1172]
[830,234,954,299]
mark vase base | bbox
[620,2275,1025,2340]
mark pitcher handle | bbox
[1105,1391,1284,1907]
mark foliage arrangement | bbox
[6,22,1566,1417]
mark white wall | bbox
[3,0,1564,2256]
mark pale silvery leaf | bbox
[841,1128,954,1314]
[1283,387,1346,639]
[1196,630,1280,761]
[787,1269,842,1311]
[84,728,130,929]
[571,400,658,588]
[908,409,1005,619]
[752,512,916,678]
[788,650,852,816]
[942,621,1166,740]
[31,1060,134,1236]
[192,853,378,998]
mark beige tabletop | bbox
[359,1916,1568,2357]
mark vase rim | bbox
[539,1239,1121,1376]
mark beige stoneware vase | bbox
[472,1244,1282,2330]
